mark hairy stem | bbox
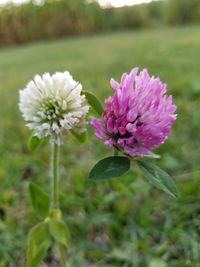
[59,244,67,267]
[51,142,60,210]
[114,148,119,156]
[51,141,67,267]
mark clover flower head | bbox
[91,67,176,156]
[19,71,89,143]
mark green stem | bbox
[51,142,60,210]
[59,244,67,267]
[114,148,119,156]
[51,141,67,267]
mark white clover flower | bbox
[19,71,89,143]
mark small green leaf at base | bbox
[27,221,50,267]
[27,135,44,152]
[82,91,103,117]
[89,156,130,180]
[49,219,70,247]
[137,160,178,198]
[29,182,50,218]
[71,130,88,143]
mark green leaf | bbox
[49,219,70,247]
[89,156,130,180]
[27,135,43,152]
[137,160,178,198]
[29,182,50,218]
[82,91,103,116]
[27,221,50,267]
[71,130,88,143]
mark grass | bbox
[1,25,200,266]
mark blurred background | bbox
[0,0,200,266]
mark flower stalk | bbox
[59,244,67,267]
[51,141,60,210]
[51,140,67,267]
[114,148,119,156]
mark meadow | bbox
[0,25,200,266]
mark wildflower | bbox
[91,67,176,156]
[19,71,89,143]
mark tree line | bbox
[0,0,200,46]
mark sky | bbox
[99,0,154,8]
[0,0,154,7]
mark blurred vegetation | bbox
[0,0,200,46]
[0,25,200,266]
[164,0,200,25]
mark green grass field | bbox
[1,25,200,267]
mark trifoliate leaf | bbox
[71,130,88,143]
[49,219,70,247]
[82,91,103,117]
[137,160,178,198]
[29,182,50,218]
[89,156,130,180]
[27,221,50,267]
[27,135,44,152]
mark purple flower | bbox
[91,67,177,157]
